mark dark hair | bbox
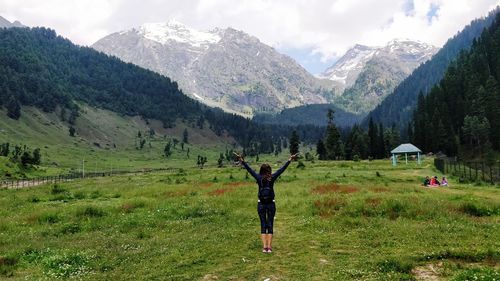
[259,163,272,183]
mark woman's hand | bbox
[233,152,244,162]
[289,153,299,161]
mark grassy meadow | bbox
[0,105,235,180]
[0,157,499,280]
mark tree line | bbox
[313,111,401,161]
[411,13,500,159]
[366,8,500,130]
[0,142,41,167]
[0,27,324,155]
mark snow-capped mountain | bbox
[324,39,438,114]
[93,20,334,116]
[319,44,377,91]
[0,16,24,28]
[137,20,221,48]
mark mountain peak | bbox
[136,20,221,47]
[93,20,326,116]
[0,15,25,28]
[318,44,377,85]
[320,39,437,86]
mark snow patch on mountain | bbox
[320,39,437,90]
[319,45,377,87]
[137,20,220,48]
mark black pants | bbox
[257,202,276,234]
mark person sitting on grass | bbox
[234,152,298,253]
[441,176,448,186]
[423,176,430,186]
[430,176,440,186]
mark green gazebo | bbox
[391,143,422,166]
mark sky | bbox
[1,0,500,74]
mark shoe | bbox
[262,248,268,253]
[267,247,272,253]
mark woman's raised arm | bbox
[272,153,298,179]
[235,152,259,180]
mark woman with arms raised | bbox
[235,152,298,253]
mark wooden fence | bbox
[434,158,500,184]
[0,167,175,189]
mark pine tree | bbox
[164,141,172,158]
[377,123,385,158]
[183,129,189,144]
[6,96,21,120]
[217,153,224,168]
[69,126,76,137]
[21,151,32,167]
[325,110,341,160]
[32,148,41,165]
[368,117,378,158]
[289,130,300,155]
[316,139,327,160]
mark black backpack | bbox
[259,179,273,202]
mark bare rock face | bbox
[93,20,334,116]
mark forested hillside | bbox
[0,27,323,154]
[365,8,499,129]
[411,14,500,156]
[252,104,361,128]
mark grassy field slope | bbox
[0,158,498,280]
[0,106,234,179]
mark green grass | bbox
[0,105,234,179]
[0,158,498,280]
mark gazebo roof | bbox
[390,143,422,154]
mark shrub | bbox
[76,206,105,218]
[376,258,413,273]
[38,213,60,224]
[51,184,66,194]
[73,192,86,200]
[89,191,102,199]
[0,256,18,277]
[459,202,494,217]
[121,201,146,213]
[384,200,406,220]
[60,223,81,235]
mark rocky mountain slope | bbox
[93,20,335,116]
[365,8,500,128]
[321,39,438,114]
[0,16,24,28]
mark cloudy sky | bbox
[1,0,500,74]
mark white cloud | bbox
[1,0,499,68]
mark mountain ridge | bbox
[0,16,24,28]
[364,7,500,129]
[321,39,438,114]
[93,20,335,117]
